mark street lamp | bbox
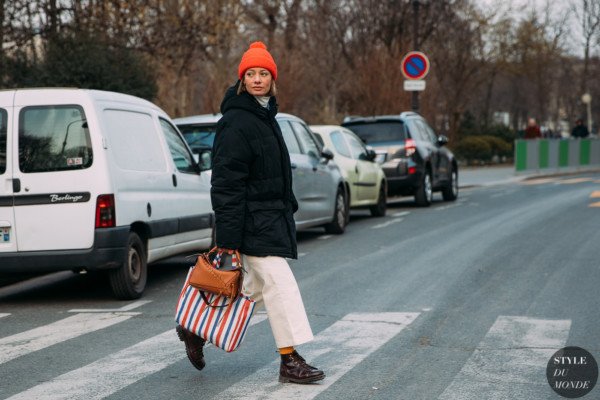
[581,93,592,134]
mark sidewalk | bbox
[459,165,600,188]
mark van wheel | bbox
[442,167,458,201]
[109,232,147,300]
[415,170,433,207]
[325,188,348,234]
[369,184,387,217]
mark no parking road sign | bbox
[401,51,430,80]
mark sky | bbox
[475,0,589,56]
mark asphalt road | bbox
[1,171,599,400]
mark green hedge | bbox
[453,135,513,164]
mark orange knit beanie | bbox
[238,41,278,81]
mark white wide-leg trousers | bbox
[241,255,314,348]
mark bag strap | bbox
[200,291,233,308]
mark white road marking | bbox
[371,218,404,229]
[438,316,571,400]
[559,178,593,185]
[217,312,421,400]
[0,313,10,319]
[0,312,139,365]
[6,314,268,400]
[69,300,152,313]
[391,211,410,217]
[298,253,307,257]
[318,235,332,240]
[434,198,467,211]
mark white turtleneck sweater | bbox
[255,96,270,108]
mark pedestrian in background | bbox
[571,119,590,138]
[176,41,325,384]
[524,118,541,139]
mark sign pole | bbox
[412,0,420,113]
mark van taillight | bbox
[95,194,115,228]
[405,139,417,156]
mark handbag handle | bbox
[200,290,233,308]
[211,248,243,270]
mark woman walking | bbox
[176,41,325,384]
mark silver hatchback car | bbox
[174,113,349,234]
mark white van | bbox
[0,88,214,299]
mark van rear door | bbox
[12,91,97,251]
[0,92,16,253]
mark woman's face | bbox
[243,68,272,96]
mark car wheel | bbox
[369,184,387,217]
[109,232,147,300]
[325,187,348,234]
[414,170,433,207]
[442,167,458,201]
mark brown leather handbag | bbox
[189,247,243,299]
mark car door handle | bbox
[12,179,21,193]
[291,163,297,169]
[172,174,178,187]
[355,165,359,174]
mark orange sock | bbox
[278,346,294,355]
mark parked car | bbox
[174,113,349,233]
[0,88,214,299]
[311,125,387,217]
[173,113,219,172]
[342,112,458,206]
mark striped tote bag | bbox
[175,267,256,352]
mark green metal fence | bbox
[514,138,600,172]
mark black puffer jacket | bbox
[211,82,298,259]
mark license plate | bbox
[1,228,9,242]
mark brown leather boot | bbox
[279,352,325,384]
[176,325,206,371]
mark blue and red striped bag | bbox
[175,265,255,352]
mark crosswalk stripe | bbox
[5,314,268,400]
[0,313,10,319]
[68,299,152,313]
[590,191,600,198]
[438,316,571,400]
[590,201,600,207]
[217,312,420,400]
[0,312,138,365]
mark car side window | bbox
[330,131,352,158]
[422,121,438,143]
[278,120,302,154]
[290,121,320,159]
[416,119,436,144]
[159,118,197,173]
[0,109,6,175]
[406,119,427,142]
[344,131,369,160]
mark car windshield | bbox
[344,121,407,144]
[178,124,216,149]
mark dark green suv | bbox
[342,112,458,206]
